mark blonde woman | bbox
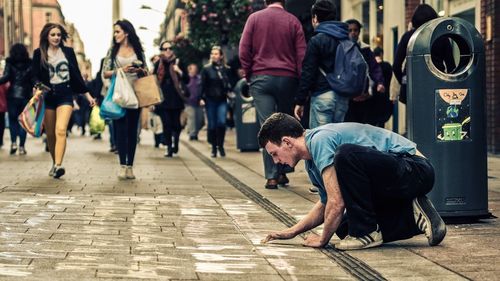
[32,23,95,178]
[200,46,231,158]
[102,19,147,180]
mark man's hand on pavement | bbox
[302,233,326,248]
[262,229,296,244]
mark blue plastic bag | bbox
[100,75,126,120]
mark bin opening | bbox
[430,34,472,75]
[241,83,251,98]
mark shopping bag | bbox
[100,75,126,120]
[18,90,45,137]
[89,106,105,134]
[113,68,139,109]
[133,75,164,107]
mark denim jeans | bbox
[250,75,296,179]
[205,99,227,130]
[309,90,349,128]
[185,105,205,137]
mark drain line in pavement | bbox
[184,141,387,281]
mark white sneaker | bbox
[48,165,56,177]
[413,196,447,246]
[308,186,319,194]
[117,165,128,180]
[336,227,383,250]
[126,166,135,179]
[53,166,65,179]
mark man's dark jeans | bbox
[334,144,434,242]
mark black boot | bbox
[216,127,226,157]
[165,145,173,157]
[154,133,162,148]
[211,145,217,158]
[172,131,180,154]
[207,129,216,147]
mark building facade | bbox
[1,0,91,79]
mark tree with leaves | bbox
[185,0,263,53]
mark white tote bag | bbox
[113,68,139,109]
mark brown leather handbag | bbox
[133,75,164,108]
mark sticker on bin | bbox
[435,89,471,141]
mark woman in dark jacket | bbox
[393,4,455,104]
[32,23,95,178]
[154,41,186,158]
[0,44,35,155]
[201,46,231,158]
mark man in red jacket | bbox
[239,0,306,190]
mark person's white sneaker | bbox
[126,166,135,180]
[413,196,447,246]
[308,186,319,194]
[117,165,128,180]
[336,227,383,250]
[48,165,56,177]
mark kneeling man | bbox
[259,113,446,250]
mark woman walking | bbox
[0,44,35,155]
[153,41,186,158]
[32,23,95,178]
[201,46,231,158]
[102,19,147,179]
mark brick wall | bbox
[481,0,499,153]
[405,0,421,27]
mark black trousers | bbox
[157,108,182,148]
[114,108,140,166]
[334,144,434,242]
[0,112,5,146]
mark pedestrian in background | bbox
[239,0,306,189]
[295,0,349,129]
[102,19,147,179]
[0,61,7,149]
[294,0,350,194]
[393,4,455,105]
[201,46,231,158]
[153,41,186,158]
[185,63,204,141]
[33,23,96,178]
[365,47,393,128]
[343,19,385,125]
[0,44,34,155]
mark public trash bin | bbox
[407,17,489,218]
[234,81,260,151]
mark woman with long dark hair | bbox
[201,46,231,158]
[153,41,185,158]
[0,44,34,155]
[102,19,147,179]
[32,23,95,178]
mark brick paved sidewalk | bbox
[0,129,498,280]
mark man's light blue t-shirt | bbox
[305,122,417,204]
